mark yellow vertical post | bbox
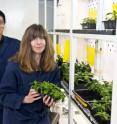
[56,43,61,55]
[87,45,95,66]
[63,39,70,62]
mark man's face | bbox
[0,16,5,36]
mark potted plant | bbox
[81,17,96,29]
[31,81,65,102]
[60,61,93,90]
[74,62,93,89]
[103,11,117,29]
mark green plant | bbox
[92,100,106,112]
[75,71,93,84]
[86,79,112,99]
[60,61,93,85]
[106,11,117,21]
[87,80,112,121]
[74,62,93,84]
[31,81,65,102]
[92,100,111,121]
[95,112,110,121]
[56,55,63,66]
[85,78,99,91]
[60,63,69,82]
[81,17,96,24]
[100,82,112,100]
[75,62,91,73]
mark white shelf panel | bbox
[49,32,117,41]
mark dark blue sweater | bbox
[0,36,20,124]
[0,61,60,124]
[0,36,20,81]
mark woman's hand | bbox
[43,95,55,107]
[23,89,41,103]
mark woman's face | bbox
[31,37,46,55]
[0,16,5,36]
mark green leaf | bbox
[31,81,65,102]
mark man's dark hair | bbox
[0,10,6,24]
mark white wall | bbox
[56,0,71,29]
[0,0,39,40]
[55,0,92,29]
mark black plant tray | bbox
[75,83,88,90]
[73,89,102,109]
[62,81,88,90]
[81,23,96,29]
[93,114,110,124]
[55,29,70,33]
[55,29,116,35]
[103,20,116,29]
[73,89,101,101]
[73,29,116,35]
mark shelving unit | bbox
[39,0,117,124]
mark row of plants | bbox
[57,55,93,88]
[59,61,94,89]
[86,80,112,123]
[81,11,117,29]
[56,55,112,123]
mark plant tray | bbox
[73,29,116,35]
[81,23,96,29]
[73,89,102,109]
[103,20,116,29]
[62,81,88,90]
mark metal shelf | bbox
[41,0,117,124]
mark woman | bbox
[0,10,20,124]
[0,24,60,124]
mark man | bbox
[0,10,20,124]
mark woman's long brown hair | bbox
[11,24,56,73]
